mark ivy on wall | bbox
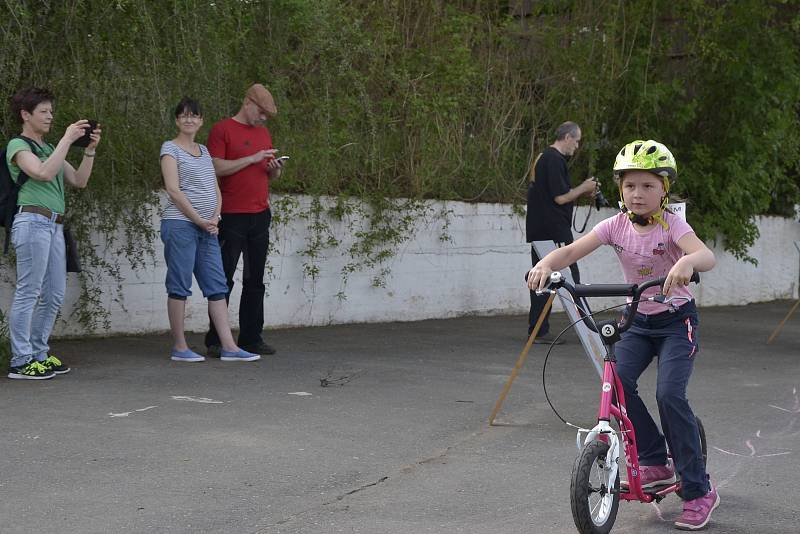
[0,0,798,350]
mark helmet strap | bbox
[619,206,670,230]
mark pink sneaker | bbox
[675,485,720,530]
[639,461,677,488]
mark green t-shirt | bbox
[5,138,66,214]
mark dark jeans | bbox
[528,239,580,336]
[615,301,709,501]
[205,209,271,348]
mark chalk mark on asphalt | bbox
[171,395,223,403]
[715,387,798,461]
[769,387,799,413]
[650,501,666,521]
[714,446,791,458]
[108,396,224,417]
[713,428,792,459]
[108,406,158,418]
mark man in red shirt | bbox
[204,83,283,356]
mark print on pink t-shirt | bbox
[592,211,694,315]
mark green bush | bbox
[1,0,798,329]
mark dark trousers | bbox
[615,301,709,501]
[528,239,580,335]
[205,209,271,348]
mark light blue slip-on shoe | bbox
[220,348,261,362]
[170,349,206,362]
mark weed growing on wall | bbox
[1,0,798,331]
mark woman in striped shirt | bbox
[159,97,259,363]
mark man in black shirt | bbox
[526,121,597,342]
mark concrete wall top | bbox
[1,194,797,336]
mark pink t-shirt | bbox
[592,211,694,315]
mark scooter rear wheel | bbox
[676,415,709,499]
[698,416,708,468]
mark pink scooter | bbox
[538,271,706,534]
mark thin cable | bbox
[541,297,644,429]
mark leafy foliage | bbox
[1,0,798,331]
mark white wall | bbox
[1,194,798,336]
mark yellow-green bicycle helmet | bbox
[613,139,676,180]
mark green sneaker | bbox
[41,354,71,375]
[8,361,55,380]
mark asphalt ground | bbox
[1,301,799,534]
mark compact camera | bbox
[593,177,610,211]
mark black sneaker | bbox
[41,354,71,375]
[8,361,55,380]
[240,341,277,355]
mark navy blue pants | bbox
[205,209,271,349]
[615,301,710,500]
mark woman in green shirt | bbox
[6,87,102,380]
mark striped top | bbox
[160,140,218,222]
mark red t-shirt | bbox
[207,117,273,213]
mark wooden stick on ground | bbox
[489,291,556,426]
[767,299,800,344]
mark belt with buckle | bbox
[19,205,64,224]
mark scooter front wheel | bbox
[570,440,620,534]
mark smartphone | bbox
[72,120,98,148]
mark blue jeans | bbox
[615,301,710,500]
[160,219,228,299]
[8,212,66,367]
